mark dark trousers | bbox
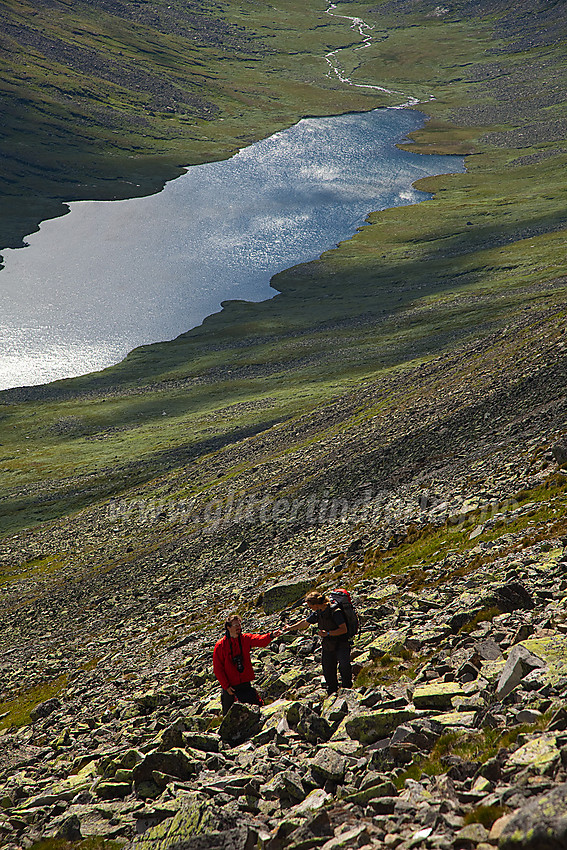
[322,639,352,695]
[221,682,263,715]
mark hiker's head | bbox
[305,591,329,612]
[225,613,242,638]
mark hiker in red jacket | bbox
[213,613,281,714]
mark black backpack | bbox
[329,588,360,637]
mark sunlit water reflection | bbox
[0,109,463,389]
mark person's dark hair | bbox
[305,591,329,606]
[225,612,240,630]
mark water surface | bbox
[0,109,463,389]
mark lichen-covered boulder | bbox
[552,440,567,468]
[182,732,220,753]
[277,810,332,850]
[499,782,567,849]
[405,625,453,652]
[505,733,560,775]
[218,703,262,746]
[261,579,313,614]
[99,748,144,778]
[30,698,62,722]
[484,582,534,613]
[412,682,467,710]
[132,749,201,799]
[322,695,350,723]
[131,690,169,714]
[268,810,331,850]
[262,769,306,802]
[263,676,290,700]
[290,788,331,816]
[260,698,294,730]
[367,629,408,659]
[95,780,131,800]
[345,780,397,805]
[131,795,251,850]
[519,633,567,688]
[345,709,417,744]
[309,747,347,783]
[54,814,82,841]
[455,823,489,846]
[433,711,476,728]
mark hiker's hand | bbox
[318,629,329,638]
[226,687,236,696]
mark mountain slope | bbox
[1,3,567,848]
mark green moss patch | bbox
[0,675,68,729]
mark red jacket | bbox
[213,631,273,690]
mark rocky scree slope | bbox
[1,296,567,849]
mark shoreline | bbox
[0,107,463,396]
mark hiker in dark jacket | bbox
[213,613,281,714]
[284,591,352,694]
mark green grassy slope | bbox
[0,0,566,536]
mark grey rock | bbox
[55,814,82,841]
[29,698,62,722]
[477,756,502,782]
[310,748,347,783]
[499,781,567,849]
[345,709,417,744]
[132,749,200,799]
[131,795,244,849]
[262,769,305,802]
[475,638,503,661]
[514,708,543,724]
[548,707,567,732]
[496,645,546,700]
[261,579,314,614]
[486,582,535,613]
[367,796,397,815]
[455,822,489,844]
[272,810,332,850]
[322,697,349,723]
[261,675,292,700]
[346,780,397,805]
[552,441,567,468]
[294,705,333,744]
[132,690,169,714]
[95,780,132,800]
[320,824,370,850]
[219,703,262,746]
[182,732,220,753]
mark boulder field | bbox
[2,492,567,850]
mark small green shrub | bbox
[464,805,509,828]
[394,717,553,790]
[355,648,428,688]
[460,606,502,633]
